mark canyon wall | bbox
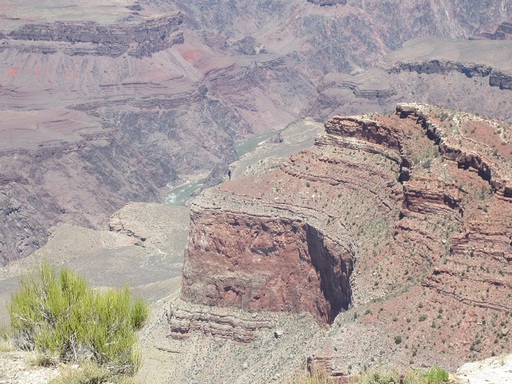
[173,104,512,375]
[181,191,354,324]
[2,0,512,266]
[6,14,184,57]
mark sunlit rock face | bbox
[176,105,512,371]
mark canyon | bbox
[2,0,512,263]
[166,103,512,382]
[0,0,512,382]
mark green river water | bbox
[165,130,278,206]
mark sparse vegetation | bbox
[0,337,14,353]
[8,261,149,375]
[403,366,450,384]
[356,366,450,384]
[358,368,399,384]
[287,369,335,384]
[50,360,139,384]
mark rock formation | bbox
[390,60,512,91]
[172,104,512,376]
[2,0,512,267]
[472,20,512,40]
[6,14,184,58]
[181,189,354,324]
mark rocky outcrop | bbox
[489,70,512,90]
[336,81,396,99]
[472,21,512,40]
[396,103,512,197]
[5,14,184,58]
[175,104,512,373]
[390,60,512,91]
[390,60,492,77]
[180,188,354,325]
[168,299,274,343]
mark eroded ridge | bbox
[173,105,511,370]
[3,14,184,58]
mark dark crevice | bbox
[305,225,352,323]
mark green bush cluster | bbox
[404,366,450,384]
[9,262,149,374]
[358,366,449,384]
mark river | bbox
[165,130,278,206]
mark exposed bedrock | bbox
[174,104,512,370]
[396,103,512,197]
[472,20,512,40]
[4,14,184,58]
[180,192,354,325]
[390,60,512,91]
[167,299,274,343]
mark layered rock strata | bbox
[168,299,274,343]
[174,104,512,374]
[4,14,184,58]
[181,189,355,324]
[3,0,512,268]
[390,60,512,91]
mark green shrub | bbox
[403,366,449,384]
[357,366,449,384]
[358,370,399,384]
[8,261,149,374]
[423,366,449,383]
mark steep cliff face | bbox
[6,14,183,57]
[181,191,354,324]
[175,104,512,373]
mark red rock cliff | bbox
[174,104,512,371]
[181,189,354,324]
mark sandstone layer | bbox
[174,104,512,378]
